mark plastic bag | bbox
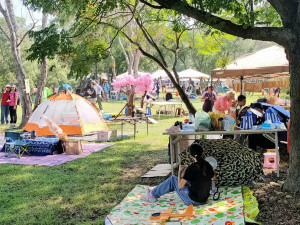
[223,115,235,131]
[195,111,211,131]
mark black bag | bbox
[166,92,173,101]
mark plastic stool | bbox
[175,108,185,117]
[263,152,277,169]
[267,149,280,161]
[146,106,151,116]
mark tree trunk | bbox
[0,1,32,128]
[133,49,140,78]
[140,91,147,109]
[34,14,49,110]
[110,55,116,80]
[128,50,134,75]
[126,90,135,116]
[283,45,300,192]
[174,81,196,115]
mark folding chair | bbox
[4,132,30,158]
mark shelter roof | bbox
[178,69,210,79]
[211,45,289,79]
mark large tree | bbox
[140,0,299,191]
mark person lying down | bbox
[141,143,214,206]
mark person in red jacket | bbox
[1,84,11,125]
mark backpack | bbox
[166,92,173,101]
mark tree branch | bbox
[101,21,178,85]
[0,25,10,40]
[17,6,41,47]
[0,2,16,43]
[149,0,294,46]
[64,14,99,38]
[139,0,163,9]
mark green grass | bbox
[0,93,264,224]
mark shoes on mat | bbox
[141,189,158,203]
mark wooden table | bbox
[163,129,286,177]
[149,101,183,119]
[113,116,150,139]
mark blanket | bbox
[106,185,245,225]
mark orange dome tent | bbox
[24,93,108,136]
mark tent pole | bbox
[240,76,244,94]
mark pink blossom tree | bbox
[112,73,153,116]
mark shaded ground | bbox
[251,146,300,225]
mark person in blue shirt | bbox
[104,81,110,101]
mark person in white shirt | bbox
[91,81,105,112]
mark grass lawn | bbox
[0,92,264,224]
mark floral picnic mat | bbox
[107,185,245,225]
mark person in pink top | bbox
[213,90,236,113]
[8,85,18,128]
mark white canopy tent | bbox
[151,70,170,80]
[178,69,210,79]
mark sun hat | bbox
[5,84,11,88]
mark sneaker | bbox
[141,189,157,203]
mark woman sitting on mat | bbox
[141,143,214,206]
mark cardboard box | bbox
[97,129,117,141]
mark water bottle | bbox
[189,113,194,123]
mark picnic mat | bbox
[0,143,113,166]
[106,185,245,225]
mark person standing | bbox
[92,81,105,112]
[85,85,97,106]
[213,90,236,113]
[155,82,160,99]
[104,81,110,101]
[1,85,11,125]
[201,85,217,112]
[9,85,18,128]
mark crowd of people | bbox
[1,84,19,128]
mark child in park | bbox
[141,143,214,205]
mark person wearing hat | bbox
[201,85,217,112]
[1,84,11,125]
